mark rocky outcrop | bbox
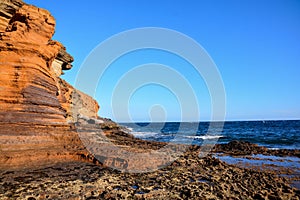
[0,0,23,32]
[1,147,299,199]
[52,48,74,76]
[58,79,100,123]
[0,0,99,169]
[213,140,300,157]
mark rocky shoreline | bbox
[1,124,300,199]
[213,140,300,158]
[1,1,299,199]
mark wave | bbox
[124,127,133,132]
[267,147,280,150]
[130,132,159,138]
[130,131,223,140]
[185,135,223,140]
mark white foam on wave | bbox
[185,135,223,140]
[268,147,280,150]
[120,126,134,134]
[125,127,134,132]
[131,132,159,138]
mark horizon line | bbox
[116,118,300,123]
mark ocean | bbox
[120,120,300,150]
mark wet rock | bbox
[214,140,300,158]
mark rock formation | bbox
[0,0,99,169]
[0,0,163,172]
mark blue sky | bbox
[25,0,300,122]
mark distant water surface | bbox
[120,120,300,149]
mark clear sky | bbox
[24,0,300,122]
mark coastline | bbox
[1,124,299,199]
[0,1,299,199]
[121,120,300,150]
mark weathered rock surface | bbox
[1,1,299,199]
[0,0,23,32]
[1,147,299,199]
[0,0,99,169]
[213,140,300,157]
[58,78,100,122]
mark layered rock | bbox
[0,1,99,169]
[0,0,23,32]
[1,0,181,172]
[52,48,74,76]
[58,78,100,123]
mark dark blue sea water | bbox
[120,120,300,149]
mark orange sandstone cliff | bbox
[0,0,99,169]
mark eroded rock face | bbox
[58,79,100,123]
[52,48,74,76]
[0,0,23,32]
[0,1,99,169]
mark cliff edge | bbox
[0,0,99,169]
